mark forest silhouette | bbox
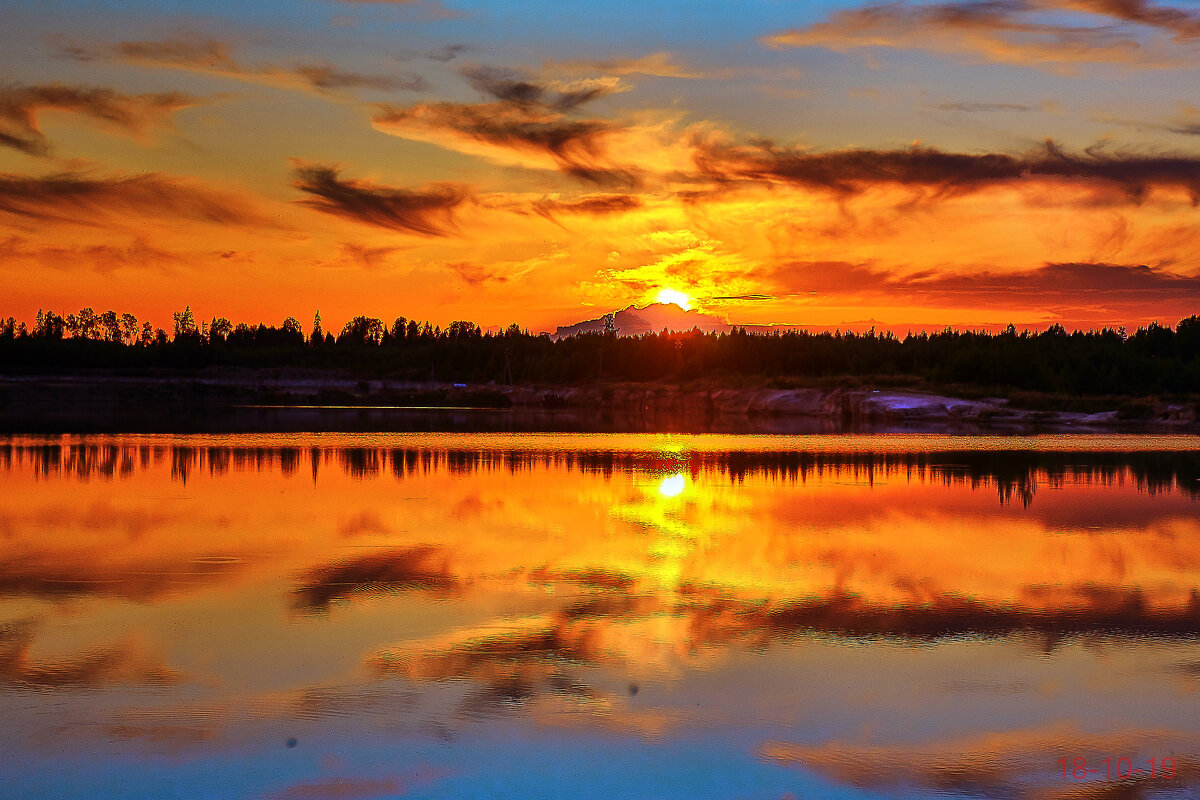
[3,306,1200,399]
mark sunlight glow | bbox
[656,288,692,311]
[659,473,686,497]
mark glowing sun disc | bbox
[659,474,685,497]
[656,288,692,311]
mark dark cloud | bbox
[672,584,1200,647]
[532,193,642,221]
[1061,0,1200,40]
[769,260,1200,308]
[264,777,407,800]
[693,139,1200,203]
[0,553,241,601]
[103,722,218,754]
[370,618,603,717]
[292,163,468,236]
[335,510,392,537]
[113,37,237,70]
[0,83,200,157]
[0,171,275,228]
[461,66,614,112]
[291,546,459,611]
[373,102,637,186]
[425,43,467,62]
[337,243,403,269]
[290,683,416,719]
[527,567,638,591]
[933,100,1048,112]
[293,63,426,92]
[445,260,508,286]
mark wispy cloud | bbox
[61,36,426,95]
[0,235,181,273]
[933,99,1059,112]
[548,51,708,79]
[373,101,637,185]
[0,171,276,228]
[461,65,619,112]
[333,0,463,20]
[0,83,200,157]
[531,193,643,221]
[693,139,1200,203]
[763,0,1200,69]
[292,163,469,236]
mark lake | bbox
[2,432,1199,799]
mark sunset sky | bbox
[4,0,1200,334]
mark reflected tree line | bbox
[3,306,1200,396]
[3,443,1198,504]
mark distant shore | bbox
[1,369,1195,434]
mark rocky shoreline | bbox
[0,370,1196,431]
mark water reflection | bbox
[1,433,1199,800]
[5,435,1200,503]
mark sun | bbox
[656,288,692,311]
[658,473,686,497]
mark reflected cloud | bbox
[0,618,177,689]
[369,616,608,718]
[263,769,447,800]
[0,551,242,601]
[762,723,1200,800]
[4,433,1200,798]
[291,546,459,611]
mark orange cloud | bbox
[460,65,620,112]
[547,51,709,79]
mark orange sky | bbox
[3,0,1200,334]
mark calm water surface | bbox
[2,433,1200,800]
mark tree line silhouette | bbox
[3,306,1200,397]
